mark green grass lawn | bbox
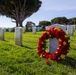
[0,30,76,75]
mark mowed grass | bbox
[0,30,76,75]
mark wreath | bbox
[37,27,70,64]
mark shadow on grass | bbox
[59,56,76,69]
[21,45,34,49]
[4,40,9,42]
[0,40,7,42]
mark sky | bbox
[0,0,76,28]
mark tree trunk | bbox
[16,21,18,27]
[19,21,23,27]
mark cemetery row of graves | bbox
[0,24,76,46]
[0,27,76,75]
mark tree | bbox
[0,0,42,27]
[25,21,36,31]
[51,17,68,24]
[26,21,36,27]
[68,17,76,24]
[38,21,51,26]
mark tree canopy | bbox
[26,21,36,27]
[51,17,68,24]
[38,21,51,26]
[0,0,42,27]
[68,17,76,24]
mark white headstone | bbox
[0,28,4,40]
[75,25,76,29]
[47,24,67,32]
[22,27,26,33]
[73,25,76,30]
[48,24,66,53]
[36,26,42,31]
[49,38,58,53]
[67,25,74,36]
[4,28,6,32]
[15,27,22,46]
[45,26,50,30]
[60,25,67,32]
[8,28,11,32]
[8,28,14,32]
[32,27,36,34]
[28,27,31,31]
